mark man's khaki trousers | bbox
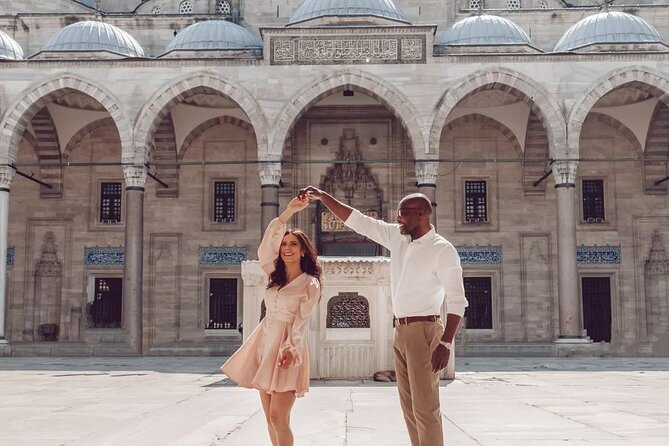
[393,320,445,446]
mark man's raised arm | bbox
[298,185,354,221]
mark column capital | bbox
[123,164,147,190]
[259,161,282,186]
[415,160,439,186]
[0,165,15,191]
[552,160,578,187]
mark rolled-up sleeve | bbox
[344,209,397,250]
[436,245,468,317]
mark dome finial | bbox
[94,0,102,21]
[600,0,615,12]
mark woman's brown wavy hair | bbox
[267,229,322,289]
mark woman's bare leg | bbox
[259,391,278,446]
[268,391,297,446]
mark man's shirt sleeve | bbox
[436,244,468,317]
[344,209,397,251]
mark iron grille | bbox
[465,180,487,223]
[326,292,370,328]
[214,181,236,223]
[100,182,122,223]
[207,278,237,329]
[463,277,492,329]
[582,180,605,222]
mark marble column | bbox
[123,165,147,354]
[259,162,281,236]
[0,165,14,342]
[552,160,584,341]
[416,161,439,228]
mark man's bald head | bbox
[399,193,432,215]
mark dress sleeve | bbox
[278,277,321,368]
[258,218,287,276]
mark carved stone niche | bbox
[34,232,63,341]
[645,231,669,340]
[318,128,383,256]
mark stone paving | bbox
[1,357,668,446]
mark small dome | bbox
[436,15,533,47]
[164,20,262,53]
[288,0,410,26]
[41,21,144,58]
[554,11,665,52]
[0,29,23,60]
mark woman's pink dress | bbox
[220,218,321,397]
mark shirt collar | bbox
[405,225,436,244]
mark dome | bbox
[554,11,665,52]
[0,29,23,60]
[435,15,533,47]
[41,21,144,58]
[164,20,262,54]
[287,0,410,26]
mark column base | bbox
[552,336,611,357]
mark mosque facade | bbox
[0,0,668,360]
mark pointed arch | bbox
[269,68,426,159]
[179,116,255,161]
[62,117,117,161]
[133,71,268,164]
[0,73,132,165]
[429,67,566,159]
[567,67,669,156]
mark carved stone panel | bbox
[521,234,553,341]
[327,292,370,328]
[270,35,426,65]
[34,232,63,341]
[149,234,181,345]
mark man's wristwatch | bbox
[439,341,452,349]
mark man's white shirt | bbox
[345,209,468,318]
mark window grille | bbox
[216,0,231,15]
[507,0,521,9]
[469,0,482,10]
[100,182,122,223]
[214,181,236,222]
[88,278,123,328]
[151,5,161,14]
[207,278,237,329]
[582,179,605,222]
[179,0,193,14]
[539,0,549,8]
[464,277,492,329]
[327,292,370,328]
[465,180,487,223]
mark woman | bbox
[221,195,321,446]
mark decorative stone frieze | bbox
[552,160,578,186]
[259,162,281,186]
[84,247,124,266]
[416,161,439,185]
[456,246,503,265]
[199,247,248,266]
[576,245,621,264]
[322,257,389,277]
[122,164,147,189]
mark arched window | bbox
[326,292,370,328]
[179,0,193,14]
[507,0,521,9]
[151,5,161,14]
[216,0,232,15]
[539,0,549,8]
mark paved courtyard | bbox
[1,356,668,446]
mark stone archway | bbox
[178,116,255,161]
[429,67,566,159]
[133,71,269,165]
[0,73,132,165]
[269,68,426,160]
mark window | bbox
[213,181,236,223]
[179,0,193,14]
[87,277,123,328]
[465,180,487,223]
[539,0,549,8]
[216,0,231,15]
[469,0,482,9]
[151,5,161,14]
[207,278,238,329]
[507,0,521,9]
[100,182,122,223]
[464,277,492,329]
[582,179,605,222]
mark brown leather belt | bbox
[395,315,440,326]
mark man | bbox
[298,185,467,446]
